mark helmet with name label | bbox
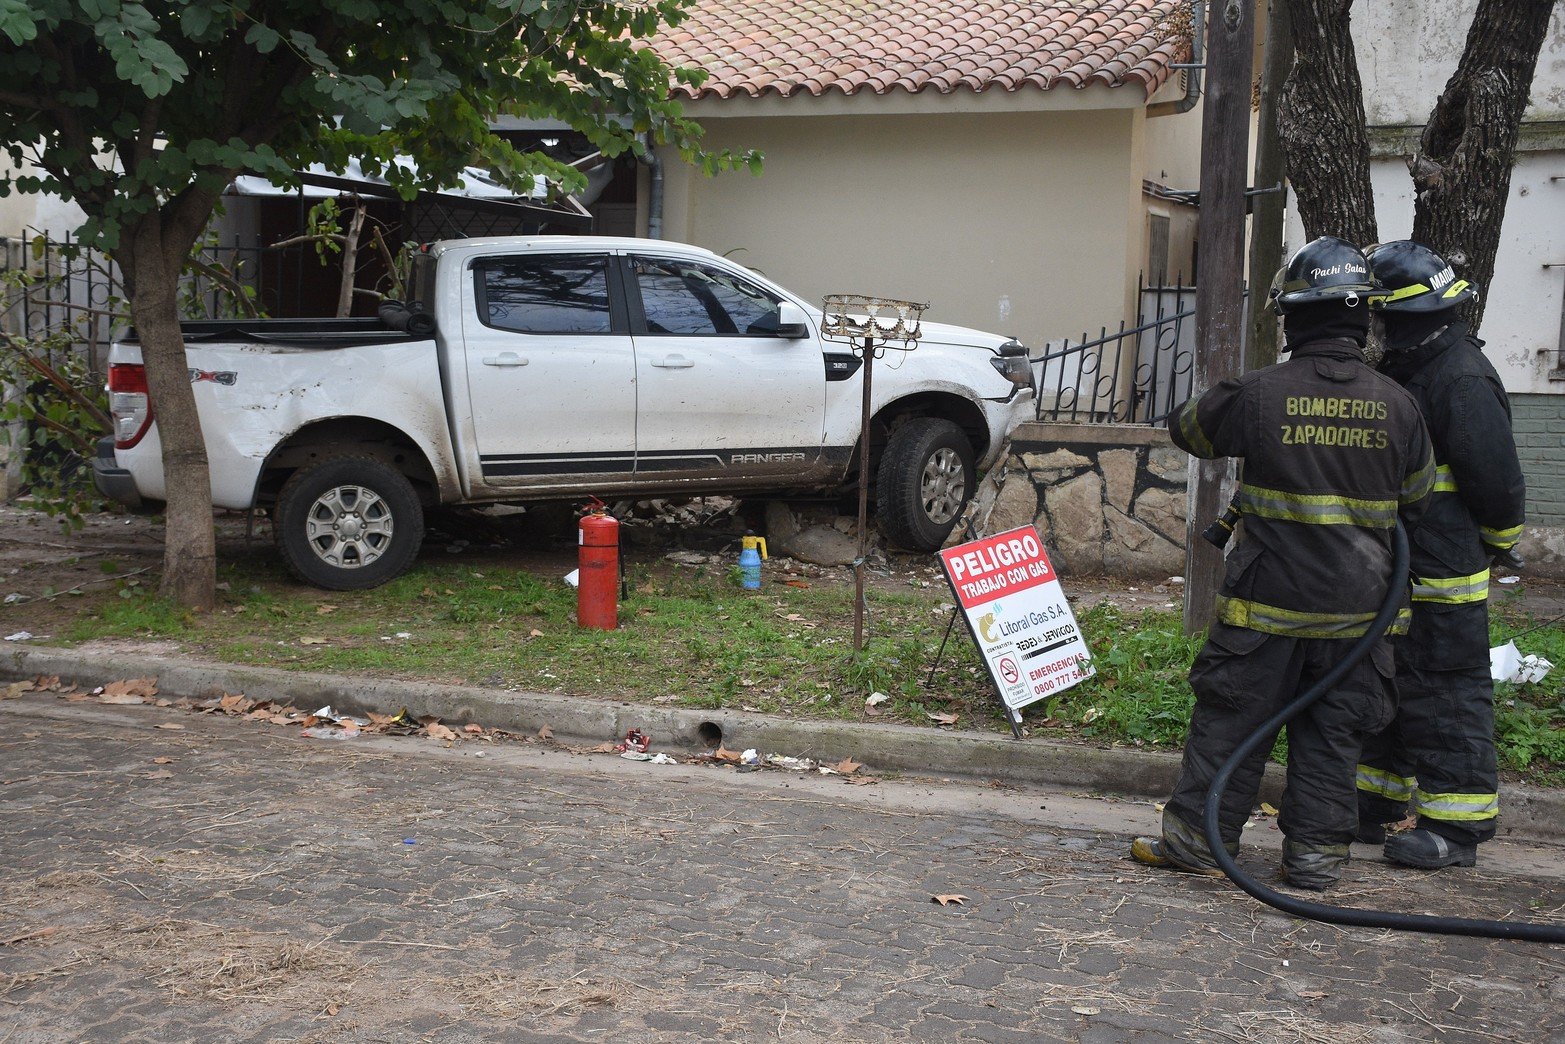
[1268,236,1380,314]
[1364,240,1479,313]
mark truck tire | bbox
[876,418,974,552]
[274,457,425,590]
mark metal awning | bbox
[228,160,593,229]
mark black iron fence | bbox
[1035,276,1197,426]
[0,231,357,371]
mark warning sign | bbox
[938,526,1095,713]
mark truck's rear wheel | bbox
[876,418,974,552]
[274,457,424,590]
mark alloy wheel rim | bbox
[304,485,394,569]
[920,448,966,525]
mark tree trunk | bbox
[1410,0,1554,335]
[1277,0,1376,244]
[121,220,217,611]
[336,202,367,318]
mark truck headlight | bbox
[990,340,1032,387]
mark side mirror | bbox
[770,301,810,339]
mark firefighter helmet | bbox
[1268,237,1379,314]
[1364,240,1478,312]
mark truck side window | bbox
[634,257,781,337]
[478,255,612,334]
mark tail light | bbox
[109,362,153,448]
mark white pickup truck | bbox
[94,236,1037,589]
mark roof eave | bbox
[674,81,1156,118]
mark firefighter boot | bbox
[1130,837,1224,878]
[1130,809,1230,878]
[1384,828,1477,870]
[1280,840,1349,891]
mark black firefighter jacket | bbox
[1378,322,1526,664]
[1171,338,1434,638]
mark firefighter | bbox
[1355,240,1526,869]
[1131,236,1434,890]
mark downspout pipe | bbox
[1147,0,1205,117]
[639,133,664,240]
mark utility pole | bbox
[1245,0,1292,374]
[1183,0,1257,637]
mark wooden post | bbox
[1245,0,1291,374]
[1183,0,1257,637]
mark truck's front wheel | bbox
[274,457,425,590]
[876,418,974,552]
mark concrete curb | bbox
[6,644,1562,843]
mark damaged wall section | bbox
[967,422,1188,579]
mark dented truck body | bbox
[94,236,1037,589]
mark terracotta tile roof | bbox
[647,0,1190,101]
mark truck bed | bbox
[119,318,426,350]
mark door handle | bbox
[482,352,528,367]
[652,355,694,369]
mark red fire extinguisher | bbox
[577,500,619,630]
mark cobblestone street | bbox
[2,696,1564,1043]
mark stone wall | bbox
[969,421,1188,578]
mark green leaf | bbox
[244,21,281,53]
[0,0,44,45]
[180,4,213,37]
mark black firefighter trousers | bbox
[1162,622,1396,869]
[1358,601,1499,846]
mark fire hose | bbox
[1199,519,1565,944]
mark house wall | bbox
[655,108,1144,357]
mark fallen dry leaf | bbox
[426,723,457,742]
[152,723,185,731]
[143,769,175,780]
[537,725,554,741]
[101,677,158,701]
[931,894,968,907]
[528,628,545,638]
[590,742,617,753]
[1071,1006,1101,1017]
[925,711,960,726]
[298,636,330,646]
[712,747,743,764]
[832,757,863,775]
[98,692,146,706]
[463,723,484,735]
[1297,990,1327,1000]
[152,757,176,765]
[316,604,338,615]
[784,579,810,588]
[844,775,879,787]
[3,681,34,700]
[218,693,252,714]
[31,675,62,691]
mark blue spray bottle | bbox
[739,532,768,589]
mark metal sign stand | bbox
[820,295,926,652]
